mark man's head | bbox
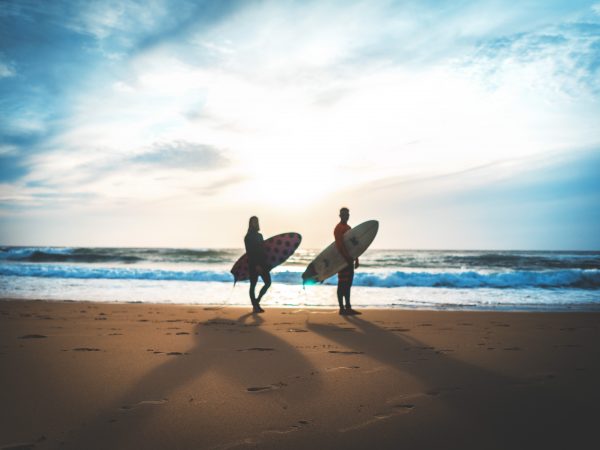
[339,207,350,223]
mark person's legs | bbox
[337,266,352,313]
[249,272,258,310]
[344,269,361,314]
[257,271,271,304]
[337,282,345,312]
[344,268,354,308]
[344,283,351,308]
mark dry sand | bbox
[0,299,598,450]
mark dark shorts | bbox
[249,264,271,281]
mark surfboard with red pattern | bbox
[231,232,302,282]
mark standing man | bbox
[334,207,361,315]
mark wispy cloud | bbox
[0,56,15,78]
[340,148,600,249]
[131,140,228,170]
[461,21,600,96]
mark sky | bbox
[1,0,599,250]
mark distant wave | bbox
[2,247,599,270]
[1,264,599,289]
[363,251,600,270]
[0,247,235,264]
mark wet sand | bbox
[0,299,598,449]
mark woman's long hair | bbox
[248,216,259,232]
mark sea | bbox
[1,247,599,311]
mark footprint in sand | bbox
[326,366,360,372]
[237,347,275,352]
[392,404,415,412]
[72,347,101,352]
[246,382,286,393]
[262,420,311,435]
[328,350,364,355]
[35,315,53,320]
[120,399,169,411]
[220,420,311,448]
[18,334,47,339]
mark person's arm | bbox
[334,226,353,266]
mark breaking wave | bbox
[2,264,599,289]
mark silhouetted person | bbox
[244,216,271,313]
[334,207,361,315]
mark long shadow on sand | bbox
[62,312,321,449]
[305,315,584,450]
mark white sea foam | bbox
[1,264,599,289]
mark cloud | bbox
[0,138,234,214]
[461,20,600,95]
[131,140,228,170]
[0,58,15,78]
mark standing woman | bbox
[244,216,271,313]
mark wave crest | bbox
[1,264,599,289]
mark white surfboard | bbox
[302,220,379,283]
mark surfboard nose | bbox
[301,262,317,283]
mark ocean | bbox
[1,246,599,310]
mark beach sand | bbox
[0,299,598,450]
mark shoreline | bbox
[1,299,598,449]
[3,297,600,313]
